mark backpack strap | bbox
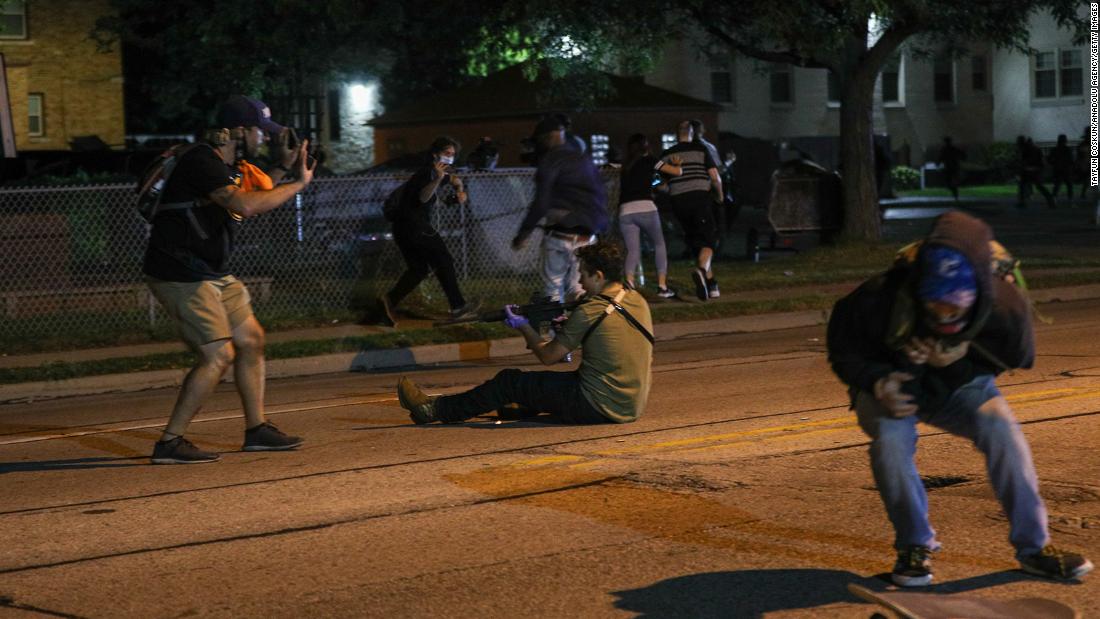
[580,289,655,346]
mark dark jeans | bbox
[388,223,465,310]
[1017,172,1053,205]
[435,368,609,424]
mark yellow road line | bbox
[595,416,853,455]
[0,396,396,446]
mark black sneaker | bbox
[657,286,676,299]
[151,436,220,464]
[398,376,439,424]
[707,278,720,299]
[1019,546,1094,580]
[892,545,934,587]
[449,298,482,321]
[242,422,303,451]
[692,268,708,301]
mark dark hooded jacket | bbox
[826,211,1034,413]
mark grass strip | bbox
[0,294,838,385]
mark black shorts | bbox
[672,191,719,251]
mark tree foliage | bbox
[97,0,1087,239]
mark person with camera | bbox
[826,210,1092,586]
[144,95,315,464]
[377,136,480,326]
[513,116,609,303]
[396,239,653,425]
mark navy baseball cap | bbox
[217,95,285,133]
[918,246,977,309]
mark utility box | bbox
[767,159,843,234]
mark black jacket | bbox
[826,211,1034,412]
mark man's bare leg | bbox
[232,315,266,429]
[162,338,235,439]
[699,247,714,279]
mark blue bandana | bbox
[918,246,977,309]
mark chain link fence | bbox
[0,169,622,351]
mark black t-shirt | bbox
[619,155,660,204]
[394,165,457,230]
[142,145,242,282]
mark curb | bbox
[0,309,831,404]
[2,283,1096,405]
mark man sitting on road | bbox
[826,210,1092,586]
[397,240,653,425]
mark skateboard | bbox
[848,583,1079,619]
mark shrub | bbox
[891,165,921,190]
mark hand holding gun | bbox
[435,298,582,329]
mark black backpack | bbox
[135,142,212,223]
[382,182,406,222]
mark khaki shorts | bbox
[146,275,253,349]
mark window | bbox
[710,71,732,103]
[1033,49,1083,99]
[933,55,954,103]
[769,64,793,104]
[971,55,987,91]
[882,53,902,104]
[826,71,840,105]
[1060,49,1083,97]
[589,134,609,166]
[0,0,26,39]
[1034,52,1057,98]
[660,133,676,151]
[28,93,42,136]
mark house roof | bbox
[369,64,721,127]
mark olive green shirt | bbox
[555,289,654,423]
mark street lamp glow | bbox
[348,83,376,112]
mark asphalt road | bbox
[1,300,1098,618]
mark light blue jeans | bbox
[854,374,1048,558]
[541,233,594,302]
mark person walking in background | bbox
[660,121,723,301]
[144,95,314,464]
[1048,134,1075,205]
[513,116,609,303]
[1016,136,1055,209]
[1077,127,1091,202]
[690,119,728,240]
[378,136,481,326]
[618,133,682,298]
[937,137,965,203]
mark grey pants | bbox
[619,210,668,279]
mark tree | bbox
[472,0,1086,240]
[683,0,1087,240]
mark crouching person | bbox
[397,240,653,425]
[826,210,1092,586]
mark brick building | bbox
[0,0,124,152]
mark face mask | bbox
[439,155,454,165]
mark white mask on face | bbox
[439,155,455,165]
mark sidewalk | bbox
[3,198,1098,403]
[3,277,1099,404]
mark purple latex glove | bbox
[503,305,529,329]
